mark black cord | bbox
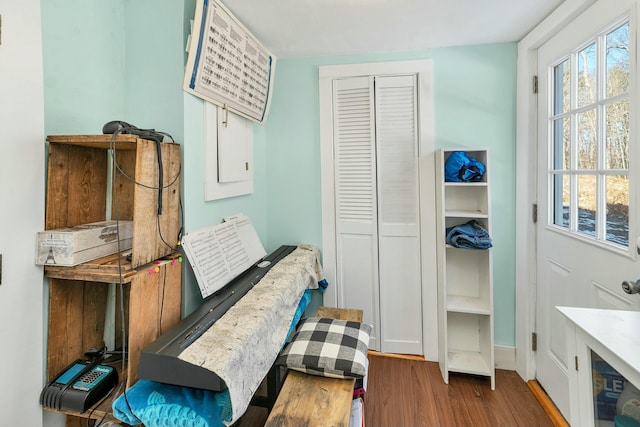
[110,131,182,251]
[107,131,131,425]
[177,197,185,244]
[155,139,164,215]
[85,384,117,427]
[111,154,181,191]
[106,128,183,424]
[109,130,180,191]
[111,125,164,215]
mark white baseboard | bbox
[495,345,516,370]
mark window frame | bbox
[546,17,632,254]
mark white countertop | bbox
[557,306,640,376]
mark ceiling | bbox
[221,0,566,58]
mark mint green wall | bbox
[123,0,185,142]
[41,1,126,134]
[264,44,517,346]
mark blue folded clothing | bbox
[446,220,493,249]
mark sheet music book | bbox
[181,214,267,298]
[183,0,276,125]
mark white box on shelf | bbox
[36,220,133,266]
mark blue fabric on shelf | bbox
[444,151,486,182]
[112,288,313,427]
[446,220,493,249]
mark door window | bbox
[548,20,630,248]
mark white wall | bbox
[0,1,46,426]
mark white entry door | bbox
[536,0,640,419]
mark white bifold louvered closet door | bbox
[333,74,423,355]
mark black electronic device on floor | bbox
[40,359,118,413]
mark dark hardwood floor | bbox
[364,353,554,427]
[237,353,555,427]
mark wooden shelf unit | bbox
[436,148,495,390]
[44,253,183,423]
[42,135,183,424]
[46,134,181,268]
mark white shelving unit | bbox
[436,148,495,390]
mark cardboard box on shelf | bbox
[36,220,133,266]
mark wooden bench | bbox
[265,307,364,427]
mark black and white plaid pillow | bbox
[276,317,372,379]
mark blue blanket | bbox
[112,380,232,427]
[446,220,493,249]
[112,288,313,427]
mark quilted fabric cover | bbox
[177,245,323,425]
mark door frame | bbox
[515,0,599,381]
[318,59,437,361]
